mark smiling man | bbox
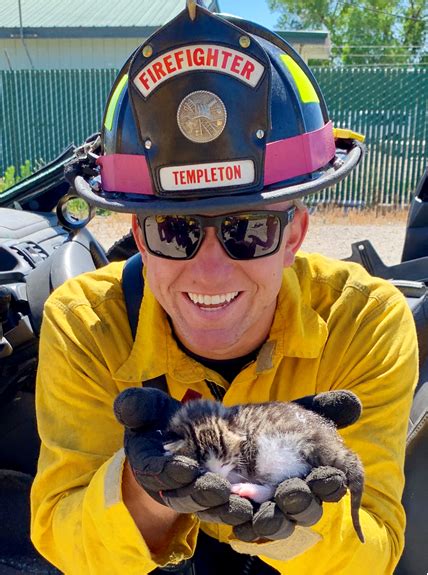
[133,204,305,359]
[31,3,418,575]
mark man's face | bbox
[132,205,308,360]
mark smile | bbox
[187,291,239,306]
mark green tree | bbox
[268,0,427,65]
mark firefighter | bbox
[31,2,417,574]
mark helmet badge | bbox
[177,90,227,143]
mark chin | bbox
[182,329,242,358]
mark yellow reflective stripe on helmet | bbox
[333,127,366,142]
[104,74,128,132]
[279,54,319,104]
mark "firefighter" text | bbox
[134,44,265,97]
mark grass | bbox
[307,205,409,225]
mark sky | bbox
[218,0,282,30]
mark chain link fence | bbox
[0,66,426,206]
[312,67,427,207]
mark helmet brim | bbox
[74,140,363,216]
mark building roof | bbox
[0,0,219,36]
[0,0,329,60]
[276,30,329,46]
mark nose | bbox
[197,226,227,258]
[190,226,234,274]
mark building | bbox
[0,0,330,70]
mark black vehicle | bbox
[0,147,426,575]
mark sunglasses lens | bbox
[144,215,201,259]
[221,214,281,259]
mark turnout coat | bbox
[31,253,418,574]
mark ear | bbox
[131,214,149,265]
[283,206,309,267]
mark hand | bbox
[115,388,359,539]
[113,387,253,525]
[293,389,362,429]
[233,466,348,542]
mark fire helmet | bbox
[73,1,364,215]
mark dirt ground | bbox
[88,207,409,266]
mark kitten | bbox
[164,399,365,542]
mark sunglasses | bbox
[139,207,296,260]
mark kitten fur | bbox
[164,399,365,542]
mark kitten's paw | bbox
[231,482,275,503]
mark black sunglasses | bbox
[139,208,296,260]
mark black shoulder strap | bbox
[122,253,144,340]
[122,253,168,393]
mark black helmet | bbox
[73,1,364,215]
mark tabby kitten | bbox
[164,399,364,542]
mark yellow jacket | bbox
[31,253,418,574]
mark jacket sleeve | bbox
[259,288,419,574]
[30,296,199,575]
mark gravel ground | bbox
[88,211,408,266]
[302,222,406,265]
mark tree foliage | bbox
[268,0,427,65]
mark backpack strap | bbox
[122,253,144,340]
[122,253,167,393]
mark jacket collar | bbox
[269,266,328,360]
[114,281,207,383]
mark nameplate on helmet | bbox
[159,160,255,191]
[134,44,265,98]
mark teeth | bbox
[188,292,239,306]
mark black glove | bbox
[113,387,253,525]
[233,466,347,541]
[114,387,361,541]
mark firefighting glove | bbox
[232,390,362,542]
[232,466,348,541]
[113,387,253,525]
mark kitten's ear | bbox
[293,390,362,429]
[163,439,187,455]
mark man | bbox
[30,2,418,574]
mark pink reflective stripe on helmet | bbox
[97,121,336,195]
[97,154,152,194]
[264,121,335,185]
